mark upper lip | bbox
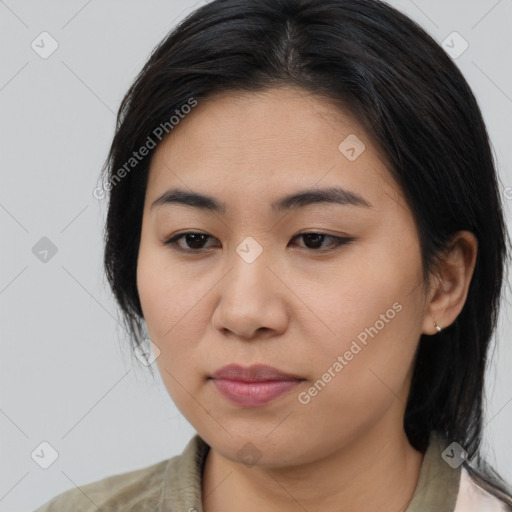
[210,364,303,382]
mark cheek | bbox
[137,253,206,413]
[136,246,216,385]
[137,244,197,337]
[304,241,424,400]
[308,248,420,350]
[295,299,420,444]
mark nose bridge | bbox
[229,235,273,297]
[211,235,287,338]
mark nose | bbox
[211,248,289,340]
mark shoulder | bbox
[32,457,172,512]
[454,468,511,512]
[33,434,209,512]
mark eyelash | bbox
[162,231,354,253]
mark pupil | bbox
[305,234,323,248]
[187,234,206,249]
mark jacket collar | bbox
[159,431,461,512]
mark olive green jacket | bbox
[33,432,508,511]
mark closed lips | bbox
[210,364,304,382]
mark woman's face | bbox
[137,86,431,466]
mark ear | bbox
[422,230,478,335]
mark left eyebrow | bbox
[271,186,373,212]
[150,186,373,214]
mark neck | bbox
[201,427,425,512]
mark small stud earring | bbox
[433,320,442,333]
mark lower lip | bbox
[211,378,302,407]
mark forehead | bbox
[145,87,402,214]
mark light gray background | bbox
[1,1,511,510]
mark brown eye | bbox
[163,232,218,251]
[292,233,354,251]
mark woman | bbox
[34,0,512,510]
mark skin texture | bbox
[136,86,478,512]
